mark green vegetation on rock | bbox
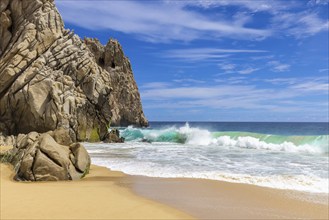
[89,127,100,142]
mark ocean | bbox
[84,122,329,194]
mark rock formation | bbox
[4,132,90,181]
[0,0,148,143]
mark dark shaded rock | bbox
[103,128,125,143]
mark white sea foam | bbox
[213,136,324,154]
[90,156,329,194]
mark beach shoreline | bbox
[1,162,328,219]
[125,174,328,219]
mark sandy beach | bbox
[0,163,192,220]
[1,161,328,220]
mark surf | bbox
[119,123,329,154]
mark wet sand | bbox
[123,175,329,219]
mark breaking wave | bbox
[119,123,328,154]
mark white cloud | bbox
[215,76,248,84]
[189,0,328,38]
[264,78,298,85]
[290,81,329,92]
[141,82,170,89]
[56,0,328,43]
[141,77,328,112]
[56,0,271,43]
[267,61,291,72]
[163,48,267,61]
[173,78,205,84]
[308,0,329,6]
[238,67,260,74]
[219,63,236,71]
[273,64,290,72]
[271,11,329,38]
[184,0,295,14]
[264,76,329,88]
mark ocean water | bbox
[85,122,329,194]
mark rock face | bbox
[0,0,148,142]
[8,132,90,181]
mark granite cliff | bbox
[0,0,148,143]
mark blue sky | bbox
[56,0,329,122]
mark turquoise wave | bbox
[121,127,187,143]
[119,125,328,154]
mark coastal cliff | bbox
[0,0,148,142]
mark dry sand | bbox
[0,163,192,220]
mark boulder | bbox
[8,132,90,181]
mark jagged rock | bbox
[84,38,148,127]
[103,128,125,143]
[0,0,148,142]
[0,133,16,147]
[8,132,90,181]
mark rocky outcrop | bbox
[5,132,90,181]
[0,0,148,142]
[103,128,125,143]
[84,38,148,127]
